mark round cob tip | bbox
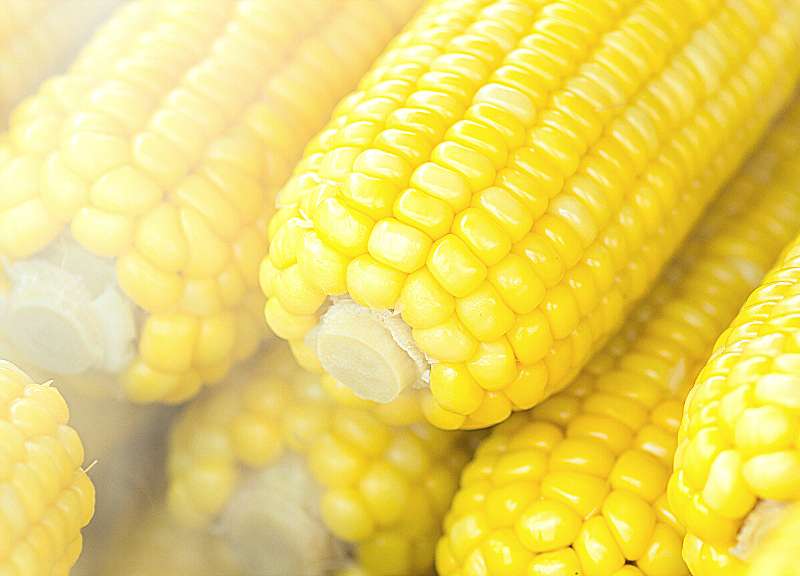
[311,299,425,404]
[732,499,788,561]
[0,237,135,375]
[220,456,344,576]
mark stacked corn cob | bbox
[0,361,95,576]
[0,0,422,405]
[261,0,800,430]
[436,97,800,576]
[167,344,476,576]
[668,151,800,571]
[0,0,119,119]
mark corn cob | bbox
[436,99,800,576]
[668,152,800,572]
[0,0,119,120]
[261,0,800,430]
[744,503,800,576]
[0,360,95,576]
[0,0,422,406]
[167,344,476,576]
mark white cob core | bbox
[0,235,136,375]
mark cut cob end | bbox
[312,299,425,404]
[0,236,136,376]
[732,500,787,561]
[218,455,344,576]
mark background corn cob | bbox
[435,99,800,576]
[668,151,800,571]
[0,0,119,120]
[0,361,95,576]
[261,0,800,430]
[167,344,476,576]
[0,0,422,406]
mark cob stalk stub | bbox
[167,344,476,576]
[0,360,95,576]
[0,0,422,405]
[744,503,800,576]
[436,96,800,576]
[263,0,800,429]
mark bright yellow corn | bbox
[262,0,800,430]
[0,0,421,406]
[744,503,800,576]
[167,344,476,576]
[0,360,95,576]
[668,140,800,573]
[436,99,800,576]
[0,0,118,119]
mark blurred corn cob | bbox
[261,0,800,430]
[668,153,800,572]
[167,344,476,576]
[0,0,119,119]
[436,99,800,576]
[0,0,422,406]
[0,360,95,576]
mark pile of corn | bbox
[2,1,800,575]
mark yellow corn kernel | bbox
[368,218,432,273]
[428,234,488,298]
[440,90,800,575]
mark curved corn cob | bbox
[744,503,800,576]
[436,100,800,576]
[167,344,476,576]
[0,360,95,576]
[0,0,118,119]
[668,145,800,571]
[0,0,422,406]
[261,0,800,430]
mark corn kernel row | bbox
[0,361,95,576]
[436,96,800,576]
[0,0,421,405]
[262,0,800,429]
[167,344,475,576]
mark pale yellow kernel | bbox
[467,339,518,391]
[428,234,488,298]
[369,218,432,273]
[453,207,512,266]
[71,207,133,257]
[135,204,189,273]
[430,363,485,416]
[398,269,455,329]
[346,254,406,309]
[488,253,546,315]
[456,282,515,342]
[139,314,199,374]
[508,310,553,365]
[393,187,455,239]
[516,499,582,553]
[297,232,349,295]
[413,315,478,363]
[410,162,472,212]
[117,251,183,311]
